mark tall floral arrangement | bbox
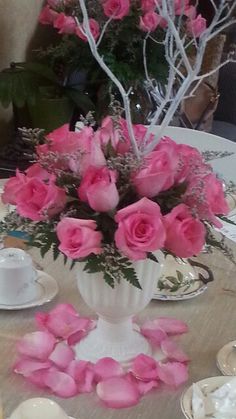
[1,0,235,287]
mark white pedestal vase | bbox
[75,252,164,365]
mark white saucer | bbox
[181,376,230,419]
[153,281,207,301]
[0,270,58,310]
[217,340,236,376]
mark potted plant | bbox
[0,61,94,133]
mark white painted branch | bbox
[78,0,140,159]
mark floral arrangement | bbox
[1,114,229,288]
[38,0,206,99]
[1,0,235,287]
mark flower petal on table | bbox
[130,354,158,381]
[44,369,78,397]
[94,357,124,381]
[96,377,140,408]
[49,342,75,370]
[67,360,95,393]
[67,318,96,345]
[14,358,52,377]
[17,331,56,360]
[156,361,188,386]
[143,318,188,335]
[140,325,167,346]
[161,339,190,362]
[126,373,159,395]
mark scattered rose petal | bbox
[49,342,75,370]
[14,358,51,377]
[67,360,95,393]
[156,362,188,387]
[44,369,77,397]
[141,317,188,342]
[97,377,140,408]
[17,331,56,360]
[127,372,159,395]
[161,339,190,363]
[131,353,158,381]
[27,369,50,388]
[140,324,167,346]
[94,357,124,381]
[36,304,94,340]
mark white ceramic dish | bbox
[153,259,212,301]
[0,270,58,310]
[217,340,236,376]
[181,376,230,419]
[153,281,207,301]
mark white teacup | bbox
[0,248,38,305]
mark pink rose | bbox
[141,0,156,12]
[133,144,179,198]
[26,163,50,181]
[78,166,119,212]
[56,218,103,259]
[175,143,210,183]
[39,5,58,25]
[115,198,166,260]
[184,173,229,227]
[102,0,130,20]
[139,12,165,32]
[16,176,66,221]
[164,204,206,258]
[75,19,100,42]
[2,170,26,205]
[94,116,120,150]
[174,0,189,15]
[54,13,76,34]
[187,14,207,38]
[183,5,196,19]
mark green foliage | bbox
[83,248,142,289]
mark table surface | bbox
[1,129,236,419]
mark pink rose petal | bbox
[140,325,167,346]
[97,377,140,409]
[156,361,188,387]
[14,358,52,377]
[131,354,158,381]
[27,369,50,388]
[36,304,93,339]
[67,360,94,393]
[49,342,75,370]
[94,357,124,381]
[44,369,78,397]
[127,372,159,395]
[17,331,56,360]
[161,339,190,363]
[141,317,188,338]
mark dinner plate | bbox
[217,340,236,376]
[180,376,230,419]
[153,259,212,301]
[0,270,58,310]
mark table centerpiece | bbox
[1,0,235,371]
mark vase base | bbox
[74,326,164,366]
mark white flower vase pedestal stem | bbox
[75,252,164,365]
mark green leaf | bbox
[83,254,103,274]
[166,276,179,285]
[147,252,159,263]
[176,270,184,283]
[40,240,52,258]
[104,271,115,288]
[121,267,142,289]
[66,88,95,113]
[70,259,77,270]
[52,244,60,262]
